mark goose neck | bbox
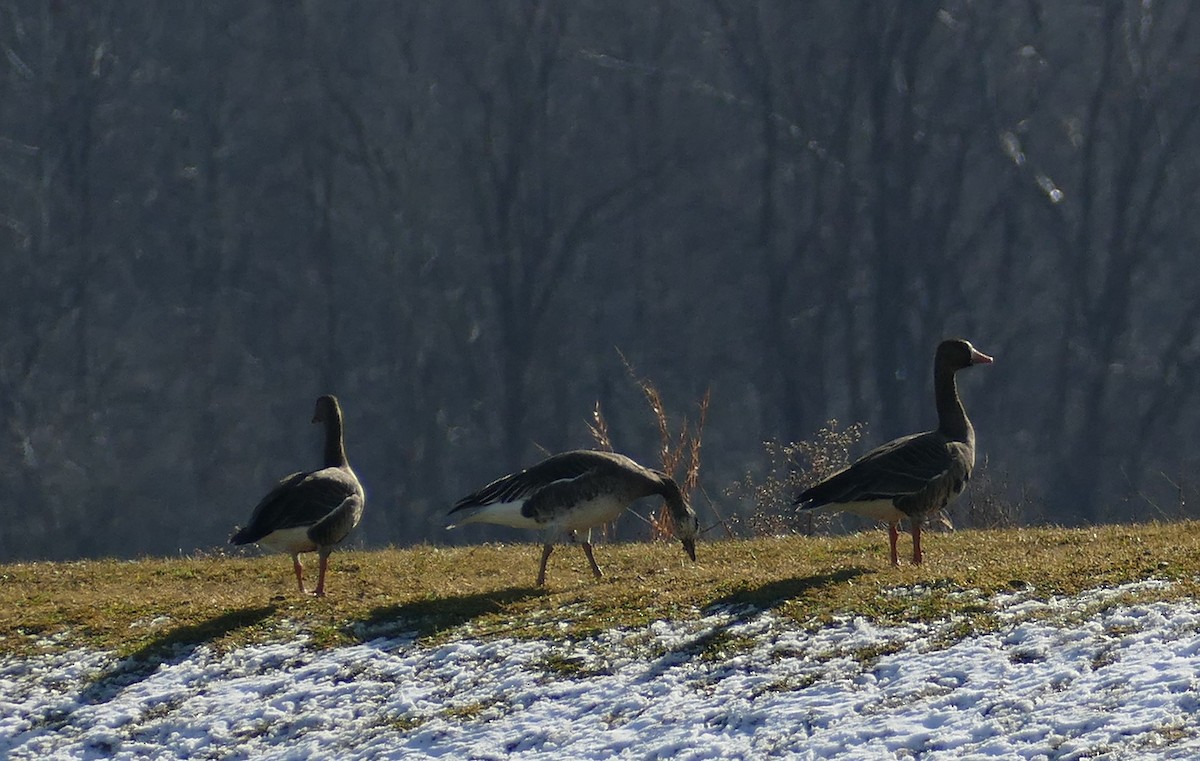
[322,409,349,468]
[935,365,972,442]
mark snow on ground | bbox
[3,581,1200,760]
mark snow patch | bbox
[3,581,1200,759]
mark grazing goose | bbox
[448,449,700,586]
[230,394,365,596]
[795,339,993,566]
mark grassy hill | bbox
[3,522,1199,660]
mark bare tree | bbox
[451,2,661,470]
[1019,1,1200,519]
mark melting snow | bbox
[3,581,1200,759]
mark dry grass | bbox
[949,456,1028,529]
[594,352,710,540]
[3,522,1200,659]
[726,420,865,536]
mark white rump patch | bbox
[448,494,629,533]
[256,527,319,554]
[448,501,542,530]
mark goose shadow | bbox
[704,566,870,617]
[75,605,277,707]
[356,586,546,642]
[637,567,870,681]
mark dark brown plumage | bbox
[795,339,993,565]
[448,449,699,586]
[230,395,365,596]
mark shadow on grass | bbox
[356,587,546,642]
[704,567,870,616]
[637,568,870,681]
[74,605,277,707]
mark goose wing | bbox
[232,468,360,544]
[796,432,955,508]
[450,452,605,513]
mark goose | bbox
[447,449,700,586]
[230,394,365,596]
[794,339,993,565]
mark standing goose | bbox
[448,450,699,586]
[230,394,365,596]
[794,339,993,565]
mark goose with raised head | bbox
[448,450,699,586]
[795,339,993,565]
[230,394,365,596]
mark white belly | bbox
[256,527,318,554]
[547,494,628,532]
[818,499,907,524]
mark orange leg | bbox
[888,523,900,566]
[581,542,603,579]
[911,522,923,565]
[536,543,554,586]
[312,551,331,597]
[292,554,307,594]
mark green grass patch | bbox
[2,522,1200,659]
[537,652,610,679]
[381,714,426,732]
[696,631,760,663]
[442,698,505,722]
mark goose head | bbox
[658,476,699,561]
[676,512,699,562]
[313,394,341,424]
[936,338,993,371]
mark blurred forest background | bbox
[3,0,1200,562]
